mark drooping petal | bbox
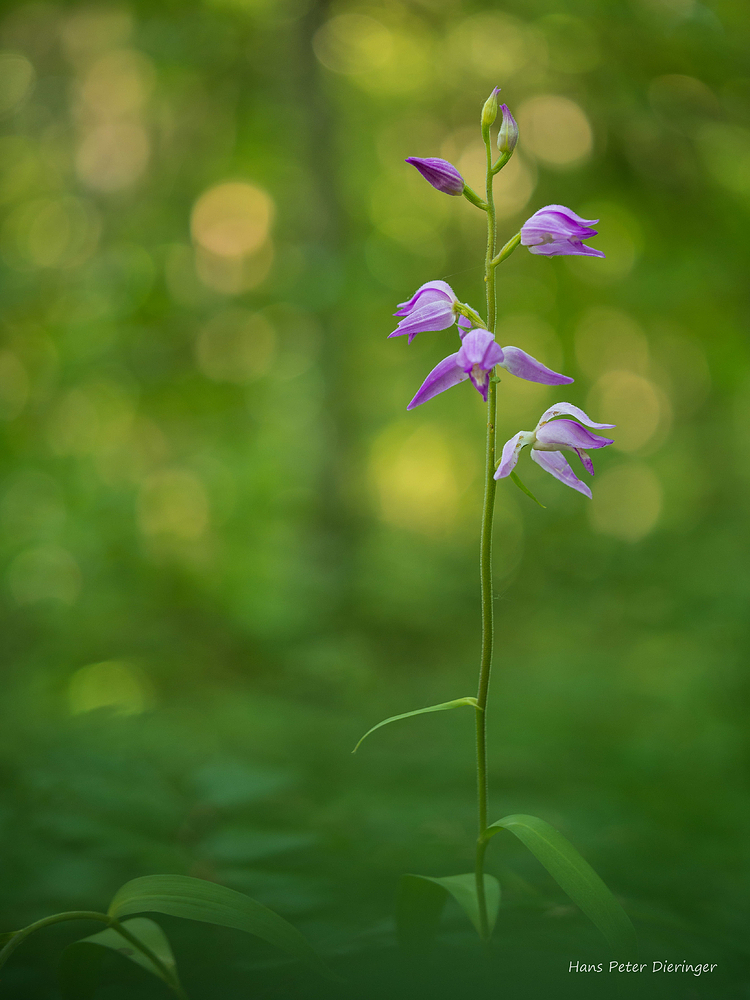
[457,314,473,337]
[406,353,468,410]
[494,431,533,479]
[499,346,573,385]
[457,329,504,371]
[395,280,456,316]
[405,157,464,196]
[389,300,456,342]
[535,418,613,451]
[530,449,592,498]
[527,239,605,259]
[575,448,595,475]
[536,402,615,431]
[467,366,491,401]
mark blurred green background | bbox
[0,0,748,996]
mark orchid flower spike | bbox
[390,280,473,343]
[405,157,464,196]
[494,403,615,498]
[407,331,572,410]
[521,205,605,258]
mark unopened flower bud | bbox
[481,87,500,130]
[405,157,464,196]
[497,104,518,155]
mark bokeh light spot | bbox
[575,307,650,379]
[8,545,81,604]
[370,423,459,536]
[76,122,150,192]
[566,202,642,284]
[447,14,531,80]
[589,463,662,542]
[138,468,209,540]
[0,52,35,115]
[518,95,593,168]
[587,371,670,452]
[191,182,273,258]
[196,308,276,383]
[313,14,393,75]
[2,196,101,270]
[68,660,153,715]
[0,349,29,420]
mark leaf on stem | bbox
[483,814,637,952]
[509,471,546,508]
[0,932,17,946]
[108,875,336,981]
[352,697,479,753]
[397,873,501,953]
[59,918,177,1000]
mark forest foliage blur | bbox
[0,0,748,996]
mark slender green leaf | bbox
[397,873,500,952]
[352,698,479,753]
[510,472,546,508]
[0,932,17,946]
[108,875,335,980]
[484,814,636,952]
[59,918,176,999]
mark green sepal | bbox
[483,814,637,953]
[352,697,479,753]
[462,185,487,211]
[397,873,500,952]
[108,874,337,981]
[510,471,546,508]
[59,917,177,999]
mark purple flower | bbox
[497,104,518,155]
[390,280,472,343]
[406,331,572,410]
[494,402,615,498]
[407,330,503,409]
[405,157,465,196]
[521,205,605,258]
[457,328,573,387]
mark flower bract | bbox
[494,402,615,498]
[521,205,605,258]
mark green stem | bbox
[474,122,499,943]
[0,911,187,999]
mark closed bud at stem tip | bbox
[481,87,500,131]
[497,104,518,155]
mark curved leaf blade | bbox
[485,814,636,952]
[59,918,176,1000]
[108,875,334,980]
[352,698,479,753]
[510,471,546,508]
[397,872,500,952]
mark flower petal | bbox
[499,346,573,385]
[405,157,464,196]
[535,418,613,451]
[527,239,605,258]
[389,301,456,341]
[530,449,592,498]
[536,402,615,431]
[457,329,504,370]
[407,353,468,409]
[493,431,532,479]
[575,448,595,475]
[395,280,455,316]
